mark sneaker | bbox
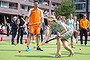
[68,51,74,57]
[71,46,75,48]
[37,47,43,51]
[76,42,78,44]
[11,43,15,45]
[26,47,31,51]
[32,40,35,43]
[20,43,23,44]
[55,53,61,58]
[85,44,88,46]
[38,43,43,47]
[80,44,83,46]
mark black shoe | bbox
[37,47,43,51]
[20,43,23,44]
[85,44,88,46]
[11,43,14,45]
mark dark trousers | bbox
[17,28,24,44]
[40,28,44,42]
[7,27,10,36]
[80,28,88,45]
[11,29,17,44]
[73,31,78,38]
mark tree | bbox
[54,0,75,18]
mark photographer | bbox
[17,15,26,44]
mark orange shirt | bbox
[80,18,89,29]
[28,8,43,25]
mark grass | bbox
[0,40,90,60]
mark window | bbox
[9,3,18,9]
[1,1,9,8]
[42,1,49,6]
[74,0,86,2]
[38,0,44,4]
[21,5,28,11]
[0,1,1,7]
[28,6,33,11]
[89,3,90,10]
[27,0,33,2]
[75,4,86,10]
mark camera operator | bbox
[17,14,26,44]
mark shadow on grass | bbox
[78,45,90,47]
[49,51,90,58]
[42,46,56,48]
[15,55,53,58]
[47,43,56,45]
[49,51,69,58]
[49,51,68,55]
[0,42,10,45]
[0,44,9,45]
[85,45,90,47]
[75,52,90,55]
[0,49,25,51]
[49,53,68,58]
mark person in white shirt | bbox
[73,16,79,43]
[66,14,75,48]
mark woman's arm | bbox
[45,29,52,40]
[60,24,67,35]
[42,29,52,44]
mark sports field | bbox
[0,40,90,60]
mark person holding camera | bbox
[17,15,26,44]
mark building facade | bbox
[0,0,60,24]
[74,0,90,19]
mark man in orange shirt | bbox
[79,14,89,46]
[27,1,43,51]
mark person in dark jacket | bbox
[10,16,18,45]
[6,23,10,36]
[17,15,26,44]
[40,18,48,42]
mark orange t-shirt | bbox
[80,18,89,29]
[28,8,43,25]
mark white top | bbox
[73,21,79,30]
[67,18,74,30]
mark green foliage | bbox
[54,0,75,18]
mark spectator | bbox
[10,16,18,45]
[66,14,75,48]
[17,15,26,44]
[73,16,79,43]
[6,23,10,36]
[79,14,89,46]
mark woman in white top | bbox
[73,16,79,43]
[66,14,75,48]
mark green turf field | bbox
[0,40,90,60]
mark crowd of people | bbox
[0,0,89,58]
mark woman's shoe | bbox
[68,52,74,57]
[55,53,61,58]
